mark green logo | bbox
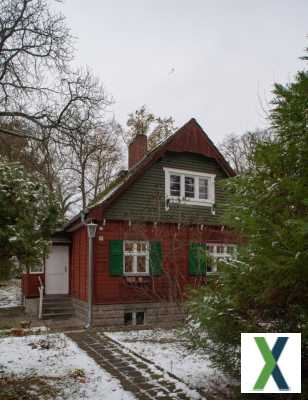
[254,337,289,391]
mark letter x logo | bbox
[254,337,289,391]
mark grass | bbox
[0,368,88,400]
[0,375,62,400]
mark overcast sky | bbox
[59,0,307,144]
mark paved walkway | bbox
[68,330,205,400]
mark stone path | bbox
[67,330,205,400]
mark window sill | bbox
[123,275,151,287]
[166,197,214,207]
[182,199,214,207]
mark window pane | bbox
[124,255,133,273]
[124,242,134,252]
[199,178,208,200]
[137,256,146,273]
[206,245,214,254]
[216,245,225,254]
[227,246,235,255]
[136,311,145,325]
[185,176,195,198]
[137,242,147,252]
[170,175,181,196]
[124,312,133,325]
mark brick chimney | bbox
[128,134,147,169]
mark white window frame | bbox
[164,167,215,207]
[123,240,150,276]
[206,243,237,274]
[29,263,44,274]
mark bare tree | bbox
[0,116,123,217]
[124,106,155,144]
[87,120,123,201]
[62,119,123,210]
[148,116,176,150]
[218,129,273,174]
[0,0,109,141]
[124,105,176,150]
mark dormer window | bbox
[170,174,181,197]
[199,178,208,199]
[185,176,195,198]
[164,168,215,206]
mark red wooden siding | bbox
[21,273,44,298]
[168,122,217,159]
[70,226,88,302]
[70,220,238,305]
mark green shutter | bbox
[189,243,206,276]
[149,241,163,276]
[109,240,123,276]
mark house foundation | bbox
[72,297,185,328]
[24,297,39,317]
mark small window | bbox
[206,245,214,254]
[170,175,181,197]
[164,168,215,206]
[30,264,44,274]
[205,244,237,274]
[216,245,225,254]
[199,178,208,200]
[124,255,133,273]
[136,311,145,325]
[124,311,145,326]
[137,256,147,273]
[185,176,195,198]
[124,312,133,325]
[123,241,149,275]
[227,246,235,255]
[124,242,134,252]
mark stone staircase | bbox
[42,294,74,320]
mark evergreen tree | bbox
[0,162,60,279]
[186,63,308,389]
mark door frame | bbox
[45,244,69,295]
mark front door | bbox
[45,246,69,295]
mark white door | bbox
[45,246,69,295]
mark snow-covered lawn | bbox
[0,333,135,400]
[0,281,22,308]
[105,329,224,390]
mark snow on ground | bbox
[105,329,223,390]
[0,333,135,400]
[0,282,22,308]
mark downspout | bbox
[80,209,96,329]
[86,232,94,329]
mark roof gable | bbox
[88,118,234,216]
[65,118,235,230]
[163,118,234,176]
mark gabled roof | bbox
[64,118,235,231]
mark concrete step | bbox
[43,295,71,301]
[43,306,74,313]
[43,301,73,307]
[42,295,74,320]
[43,296,72,305]
[42,311,74,320]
